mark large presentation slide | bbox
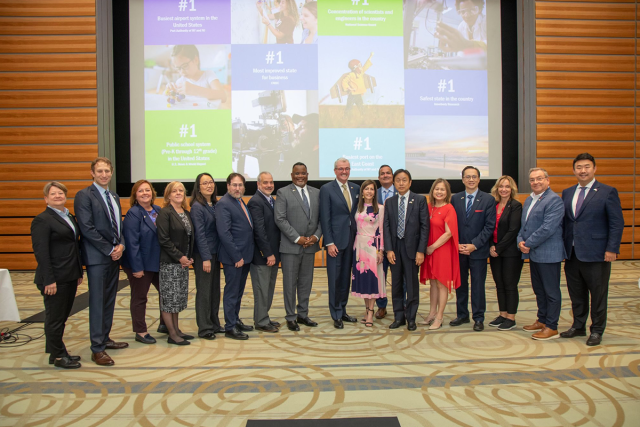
[130,0,501,182]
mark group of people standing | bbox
[31,153,623,370]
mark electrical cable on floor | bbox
[0,323,44,347]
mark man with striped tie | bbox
[375,165,397,319]
[75,157,127,366]
[450,166,496,332]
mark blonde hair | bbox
[491,175,518,202]
[428,178,452,205]
[163,181,189,211]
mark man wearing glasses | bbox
[320,158,360,329]
[517,168,566,341]
[450,166,496,331]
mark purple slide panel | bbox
[144,0,230,45]
[404,70,488,116]
[231,44,318,91]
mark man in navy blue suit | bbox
[560,153,624,346]
[74,157,127,366]
[320,157,360,329]
[450,166,496,331]
[375,164,396,319]
[216,173,255,340]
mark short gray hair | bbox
[528,167,549,178]
[334,157,350,169]
[43,181,68,196]
[257,171,273,183]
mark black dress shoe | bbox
[341,314,357,323]
[297,317,318,327]
[49,355,81,365]
[237,320,254,332]
[389,319,406,329]
[334,319,344,329]
[53,356,81,369]
[200,332,216,340]
[287,320,300,331]
[179,334,194,340]
[256,324,279,333]
[473,321,484,331]
[167,337,190,345]
[586,333,602,346]
[270,320,281,328]
[135,333,157,344]
[449,317,470,327]
[407,321,417,331]
[157,324,169,334]
[225,327,249,340]
[560,327,587,338]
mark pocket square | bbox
[475,210,483,212]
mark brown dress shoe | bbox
[523,320,546,331]
[105,340,129,350]
[375,308,387,319]
[91,351,115,366]
[532,327,559,341]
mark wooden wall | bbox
[535,0,637,259]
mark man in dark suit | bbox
[74,157,127,366]
[31,182,84,369]
[247,171,281,333]
[374,164,397,319]
[216,173,255,340]
[320,157,360,329]
[274,162,322,331]
[383,169,428,331]
[561,153,624,346]
[450,166,496,331]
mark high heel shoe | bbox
[420,314,436,326]
[429,318,443,330]
[364,308,374,327]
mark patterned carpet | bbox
[1,262,639,426]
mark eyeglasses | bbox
[463,175,478,180]
[335,167,351,172]
[229,183,244,188]
[200,181,215,187]
[529,177,547,183]
[173,58,194,71]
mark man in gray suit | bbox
[274,162,323,331]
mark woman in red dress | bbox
[419,178,461,330]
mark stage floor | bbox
[1,262,640,426]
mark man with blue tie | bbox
[560,153,624,346]
[375,164,396,319]
[74,157,127,366]
[450,166,496,331]
[320,157,360,329]
[518,168,566,340]
[216,173,255,340]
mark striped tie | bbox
[397,196,405,238]
[301,189,310,218]
[466,194,473,218]
[104,190,120,244]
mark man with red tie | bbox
[561,153,624,346]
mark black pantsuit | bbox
[564,252,610,334]
[390,238,420,321]
[40,280,78,362]
[194,252,222,334]
[489,256,523,314]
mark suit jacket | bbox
[382,191,428,258]
[248,192,281,265]
[215,193,254,265]
[74,184,125,266]
[377,185,397,205]
[517,187,566,263]
[319,180,360,250]
[122,203,161,273]
[31,207,83,286]
[562,180,624,262]
[191,200,219,261]
[451,190,496,259]
[274,183,322,255]
[156,205,195,264]
[494,199,522,258]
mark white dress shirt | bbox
[397,191,410,230]
[526,191,544,221]
[336,178,352,208]
[571,178,595,215]
[293,184,317,243]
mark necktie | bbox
[398,195,405,238]
[466,194,473,218]
[575,186,587,216]
[104,190,120,244]
[301,189,310,218]
[342,184,352,211]
[239,200,252,228]
[269,197,274,209]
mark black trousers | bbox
[390,238,419,322]
[456,256,488,322]
[40,280,78,362]
[222,263,251,331]
[194,253,222,335]
[489,255,524,314]
[326,244,353,320]
[564,252,611,334]
[87,261,120,353]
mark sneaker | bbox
[488,316,506,327]
[497,319,516,331]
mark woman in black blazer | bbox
[488,175,524,331]
[156,181,195,345]
[30,182,83,369]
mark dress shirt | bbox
[336,178,352,208]
[293,184,318,243]
[526,191,544,221]
[47,206,76,236]
[380,185,395,203]
[92,182,121,237]
[465,189,479,208]
[258,189,274,206]
[571,178,595,215]
[397,191,410,231]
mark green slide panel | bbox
[318,0,403,37]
